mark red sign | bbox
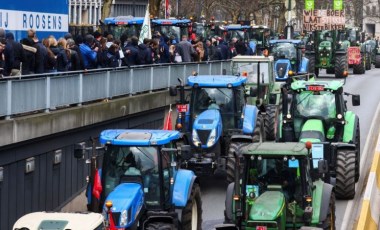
[176,104,188,112]
[306,85,324,91]
[347,47,361,65]
[256,226,267,230]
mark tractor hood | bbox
[193,109,222,147]
[249,191,285,221]
[103,183,144,228]
[299,119,325,143]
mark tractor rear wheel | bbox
[264,105,279,141]
[352,62,365,74]
[181,183,202,230]
[334,55,347,78]
[145,222,175,230]
[355,120,361,182]
[375,55,380,68]
[335,149,356,199]
[307,55,315,74]
[320,192,336,230]
[365,52,371,70]
[226,142,249,184]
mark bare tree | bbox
[101,0,112,20]
[149,0,163,17]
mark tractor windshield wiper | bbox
[296,92,313,106]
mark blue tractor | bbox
[269,39,310,81]
[75,129,202,229]
[103,16,144,40]
[151,18,192,43]
[169,75,264,183]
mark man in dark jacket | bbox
[137,38,153,65]
[217,37,229,60]
[176,35,196,62]
[124,36,139,66]
[4,32,24,76]
[29,30,47,74]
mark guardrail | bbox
[0,61,232,119]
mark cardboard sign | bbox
[303,9,345,31]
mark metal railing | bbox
[0,61,232,119]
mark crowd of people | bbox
[0,28,255,77]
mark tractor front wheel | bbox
[181,183,202,230]
[334,55,347,78]
[226,142,248,184]
[375,55,380,68]
[365,52,372,70]
[336,149,356,199]
[352,61,365,74]
[264,105,279,141]
[355,119,361,182]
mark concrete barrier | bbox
[356,134,380,230]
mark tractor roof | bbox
[240,142,308,157]
[223,24,251,30]
[269,39,303,45]
[291,79,344,91]
[231,55,274,63]
[100,129,180,146]
[104,16,144,25]
[187,75,247,87]
[152,18,191,25]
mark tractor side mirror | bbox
[352,94,360,106]
[169,86,177,96]
[249,86,258,97]
[179,145,192,160]
[74,143,86,159]
[318,160,329,174]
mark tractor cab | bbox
[151,18,192,43]
[217,142,335,230]
[103,16,144,40]
[75,129,201,229]
[269,39,309,81]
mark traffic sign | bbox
[284,0,296,10]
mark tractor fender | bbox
[311,180,334,224]
[343,112,359,143]
[172,169,197,208]
[225,182,235,223]
[242,105,258,135]
[319,183,334,223]
[230,134,254,143]
[298,57,309,73]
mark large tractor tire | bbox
[146,223,175,230]
[355,120,361,182]
[352,62,365,74]
[320,192,336,230]
[375,55,380,68]
[334,55,347,78]
[181,183,202,230]
[226,142,249,184]
[224,182,235,224]
[335,149,356,199]
[307,55,315,74]
[365,52,371,70]
[264,104,279,141]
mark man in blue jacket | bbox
[79,34,98,70]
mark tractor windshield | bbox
[102,146,162,206]
[192,87,236,128]
[107,24,141,40]
[246,156,303,202]
[153,26,187,42]
[294,91,336,119]
[232,62,271,84]
[272,43,297,60]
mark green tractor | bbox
[278,77,361,199]
[305,30,349,78]
[363,38,380,68]
[216,142,336,230]
[231,55,282,141]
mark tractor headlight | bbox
[120,209,128,226]
[207,129,217,147]
[192,129,201,146]
[337,114,343,119]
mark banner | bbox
[305,0,314,10]
[303,9,345,31]
[138,4,152,44]
[333,0,343,10]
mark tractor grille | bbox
[111,212,121,225]
[196,129,211,145]
[276,63,288,79]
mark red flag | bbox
[92,169,103,200]
[107,209,117,230]
[165,0,169,18]
[163,105,173,130]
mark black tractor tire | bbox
[254,114,265,143]
[365,53,371,70]
[375,55,380,68]
[352,62,365,75]
[335,149,356,199]
[326,67,335,74]
[307,55,315,74]
[334,55,347,78]
[224,182,235,224]
[264,105,279,141]
[145,223,175,230]
[315,67,319,77]
[181,183,202,230]
[226,142,249,184]
[320,192,336,230]
[355,120,361,182]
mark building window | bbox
[372,6,377,17]
[366,6,370,16]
